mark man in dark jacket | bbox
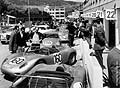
[9,26,19,53]
[107,45,120,88]
[16,27,28,53]
[92,19,107,70]
[66,22,76,47]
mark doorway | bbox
[108,20,115,49]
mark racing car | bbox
[0,31,11,44]
[1,44,77,85]
[8,65,86,88]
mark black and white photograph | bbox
[0,0,119,88]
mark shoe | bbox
[90,52,96,56]
[89,45,92,49]
[102,65,106,70]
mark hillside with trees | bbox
[7,0,77,6]
[0,0,81,23]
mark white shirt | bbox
[32,32,39,44]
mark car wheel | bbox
[67,53,76,65]
[4,75,16,82]
[1,41,5,44]
[15,78,29,88]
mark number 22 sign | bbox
[105,9,116,20]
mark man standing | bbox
[92,19,107,70]
[16,27,27,53]
[9,26,19,53]
[66,22,76,47]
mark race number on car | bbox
[9,57,25,65]
[43,40,53,46]
[53,53,62,64]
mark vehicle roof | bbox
[43,30,58,34]
[37,25,49,28]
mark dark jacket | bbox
[94,26,106,50]
[16,32,27,47]
[9,31,18,53]
[66,24,76,36]
[107,47,120,88]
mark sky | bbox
[64,0,85,2]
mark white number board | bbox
[96,10,104,18]
[105,9,116,20]
[91,12,96,18]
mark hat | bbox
[25,27,30,32]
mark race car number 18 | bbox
[53,53,62,64]
[9,57,25,65]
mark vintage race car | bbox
[0,31,12,44]
[42,30,60,46]
[1,45,77,83]
[41,29,69,47]
[8,65,86,88]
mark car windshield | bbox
[28,71,72,88]
[26,46,59,55]
[44,33,59,38]
[38,27,46,30]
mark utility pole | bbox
[28,0,30,24]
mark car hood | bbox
[2,52,46,69]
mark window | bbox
[60,12,64,14]
[56,15,59,17]
[60,8,64,10]
[56,12,59,14]
[56,9,59,11]
[60,15,64,17]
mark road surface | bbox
[0,44,12,88]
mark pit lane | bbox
[0,39,107,88]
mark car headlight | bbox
[73,82,83,88]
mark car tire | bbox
[4,75,16,82]
[1,41,8,44]
[67,53,76,65]
[14,78,29,88]
[1,41,5,44]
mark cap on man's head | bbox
[13,26,19,30]
[21,27,25,31]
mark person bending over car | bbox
[29,27,43,50]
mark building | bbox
[82,0,120,49]
[0,15,16,27]
[67,10,80,18]
[44,5,65,21]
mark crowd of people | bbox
[9,18,108,70]
[9,23,43,53]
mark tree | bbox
[0,0,8,14]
